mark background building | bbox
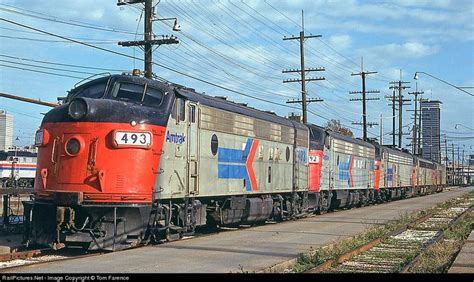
[420,100,442,163]
[0,110,13,151]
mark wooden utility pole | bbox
[444,137,448,168]
[452,144,456,185]
[408,83,423,155]
[388,72,411,148]
[144,0,153,78]
[390,89,396,147]
[458,146,460,184]
[283,10,325,124]
[462,149,465,184]
[350,58,379,141]
[118,0,179,78]
[380,114,383,145]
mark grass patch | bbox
[408,210,474,273]
[289,189,474,273]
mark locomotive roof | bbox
[175,87,308,131]
[374,144,414,159]
[68,74,173,100]
[306,123,374,149]
[414,155,437,165]
[75,74,308,131]
[329,130,375,149]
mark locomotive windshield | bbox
[111,82,164,107]
[68,81,107,101]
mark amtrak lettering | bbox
[166,131,186,144]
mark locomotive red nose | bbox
[34,122,166,204]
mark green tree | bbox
[324,119,353,137]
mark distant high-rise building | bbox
[469,154,474,166]
[0,110,13,151]
[420,100,442,163]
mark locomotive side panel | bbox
[153,98,189,199]
[387,152,413,188]
[440,164,447,185]
[155,102,308,199]
[294,127,309,192]
[198,105,307,195]
[318,146,332,191]
[197,129,295,196]
[330,136,375,190]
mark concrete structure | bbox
[449,231,474,273]
[0,110,13,152]
[420,100,442,163]
[448,164,474,186]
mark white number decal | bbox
[309,155,320,164]
[115,132,152,147]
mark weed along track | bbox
[0,248,106,270]
[301,193,474,273]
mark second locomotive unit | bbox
[24,73,446,250]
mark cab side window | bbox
[179,99,185,121]
[171,100,177,120]
[171,98,186,122]
[143,87,164,107]
[189,105,196,123]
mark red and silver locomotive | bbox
[24,73,446,251]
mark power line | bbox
[0,64,86,80]
[261,0,396,84]
[0,54,128,72]
[0,35,119,44]
[0,59,98,75]
[1,18,364,133]
[0,4,143,35]
[3,5,299,100]
[163,2,291,81]
[0,17,302,111]
[3,1,356,106]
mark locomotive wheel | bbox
[165,227,182,242]
[316,193,329,214]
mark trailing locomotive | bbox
[0,150,37,188]
[23,73,446,251]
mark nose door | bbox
[57,133,90,185]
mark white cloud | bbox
[328,35,352,50]
[1,0,472,145]
[359,42,439,66]
[88,9,105,21]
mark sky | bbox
[0,0,473,160]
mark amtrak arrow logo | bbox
[217,138,259,192]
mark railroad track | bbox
[305,195,473,273]
[0,187,466,272]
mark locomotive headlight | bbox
[68,98,88,120]
[65,138,82,156]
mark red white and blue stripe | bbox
[217,138,259,192]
